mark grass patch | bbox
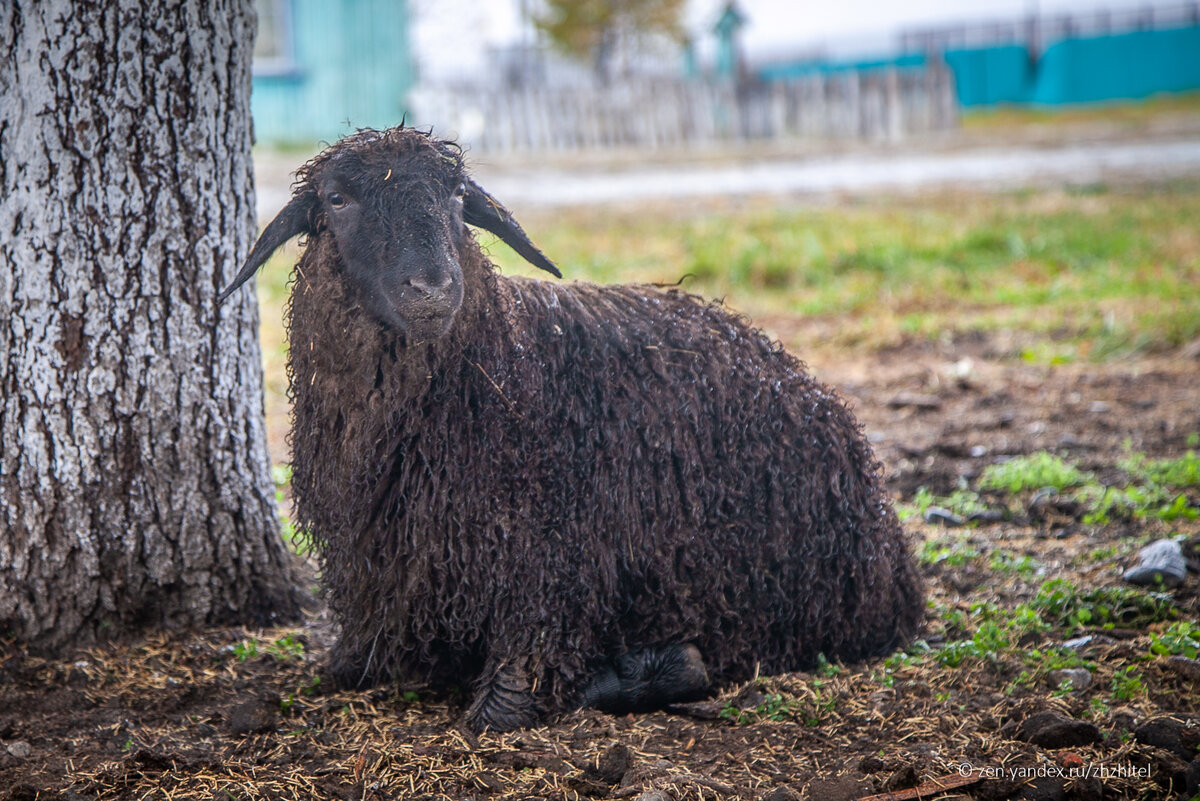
[917,535,981,568]
[959,449,1200,524]
[978,452,1094,494]
[1031,579,1177,634]
[923,578,1177,670]
[479,182,1200,355]
[1121,450,1200,488]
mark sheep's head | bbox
[219,127,559,341]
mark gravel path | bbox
[255,134,1200,218]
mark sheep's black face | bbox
[218,126,561,336]
[315,155,468,341]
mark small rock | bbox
[228,693,280,736]
[884,764,919,791]
[1047,668,1093,692]
[618,759,672,792]
[761,785,801,801]
[805,775,873,801]
[1028,489,1083,522]
[5,741,31,759]
[1186,756,1200,797]
[591,742,633,785]
[887,392,943,410]
[1015,711,1103,749]
[1123,539,1188,588]
[924,506,966,527]
[1135,717,1200,760]
[1150,751,1189,790]
[1014,776,1066,801]
[858,755,886,774]
[634,791,670,801]
[1165,655,1200,682]
[1069,774,1104,801]
[4,784,38,801]
[474,772,505,793]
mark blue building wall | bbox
[945,24,1200,107]
[251,0,414,145]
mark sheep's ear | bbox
[462,179,562,278]
[217,192,315,304]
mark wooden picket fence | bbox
[413,65,958,154]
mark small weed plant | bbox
[1150,621,1200,658]
[232,639,260,662]
[1110,666,1145,701]
[233,634,305,663]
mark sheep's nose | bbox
[406,271,454,297]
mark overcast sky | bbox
[413,0,1169,80]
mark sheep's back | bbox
[494,278,921,683]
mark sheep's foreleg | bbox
[466,657,541,732]
[583,643,710,713]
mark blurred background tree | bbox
[532,0,686,83]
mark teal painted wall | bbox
[759,25,1200,109]
[943,24,1200,107]
[1031,26,1200,104]
[251,0,414,145]
[943,45,1033,107]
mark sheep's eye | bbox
[328,192,347,209]
[453,183,466,200]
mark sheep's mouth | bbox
[398,309,457,344]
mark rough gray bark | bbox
[0,0,299,652]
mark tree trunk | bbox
[0,0,300,652]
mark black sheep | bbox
[220,126,923,732]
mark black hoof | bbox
[583,643,710,714]
[466,662,541,732]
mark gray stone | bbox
[1123,539,1187,588]
[1014,711,1102,749]
[5,741,31,759]
[228,694,279,736]
[924,506,966,527]
[1165,655,1200,682]
[1047,668,1093,691]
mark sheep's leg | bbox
[583,643,710,713]
[466,657,541,732]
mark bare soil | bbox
[3,334,1199,801]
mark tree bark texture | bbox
[0,0,299,652]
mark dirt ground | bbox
[3,333,1199,801]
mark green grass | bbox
[477,181,1200,356]
[917,535,981,568]
[978,452,1095,494]
[1031,579,1177,633]
[960,91,1200,132]
[952,448,1200,524]
[907,577,1179,704]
